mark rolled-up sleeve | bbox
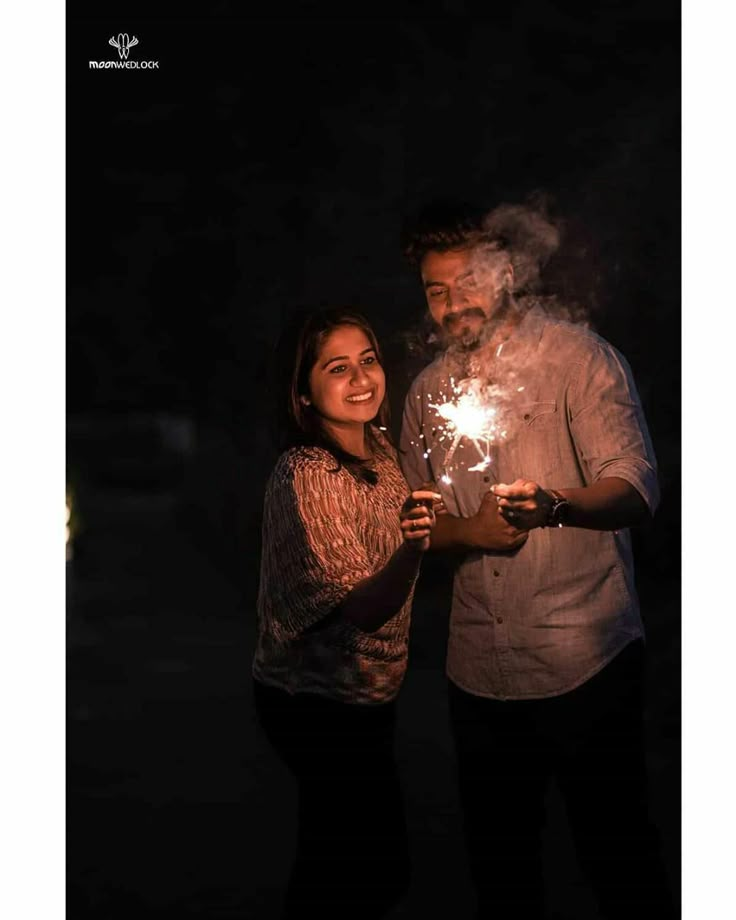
[259,458,374,641]
[569,343,659,513]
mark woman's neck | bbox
[322,422,369,459]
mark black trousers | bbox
[448,641,676,920]
[253,680,411,920]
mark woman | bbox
[253,308,438,920]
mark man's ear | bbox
[505,262,515,291]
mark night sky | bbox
[66,6,681,917]
[68,7,679,418]
[67,2,680,592]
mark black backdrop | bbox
[67,7,680,919]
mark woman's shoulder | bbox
[267,446,343,495]
[265,447,359,516]
[272,445,336,475]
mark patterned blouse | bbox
[252,432,414,704]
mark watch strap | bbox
[546,489,570,528]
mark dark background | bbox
[67,6,680,918]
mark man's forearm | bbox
[427,512,479,552]
[556,477,650,530]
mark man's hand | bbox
[492,479,553,530]
[469,490,529,551]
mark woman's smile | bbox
[345,388,376,404]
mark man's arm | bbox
[493,476,649,532]
[551,477,649,529]
[494,341,658,533]
[430,490,529,551]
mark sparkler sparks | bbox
[428,378,508,483]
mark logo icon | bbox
[90,33,159,70]
[108,34,139,60]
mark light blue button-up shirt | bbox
[399,306,659,699]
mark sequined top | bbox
[252,432,414,704]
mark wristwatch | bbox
[545,489,571,528]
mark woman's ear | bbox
[300,395,311,407]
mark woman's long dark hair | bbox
[272,307,393,483]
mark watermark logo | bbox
[108,34,139,60]
[89,34,159,69]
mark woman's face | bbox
[305,324,386,434]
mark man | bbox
[399,201,674,919]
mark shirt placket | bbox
[480,481,513,698]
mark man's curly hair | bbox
[400,199,500,269]
[401,198,561,297]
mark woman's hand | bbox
[400,489,442,552]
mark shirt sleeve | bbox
[569,342,660,513]
[399,378,433,491]
[258,455,375,641]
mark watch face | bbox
[548,494,569,526]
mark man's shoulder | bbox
[406,354,452,395]
[537,315,617,362]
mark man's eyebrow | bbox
[321,347,375,369]
[424,270,475,290]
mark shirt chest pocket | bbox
[520,400,557,428]
[511,400,562,482]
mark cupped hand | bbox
[471,489,529,551]
[400,489,442,552]
[492,479,554,530]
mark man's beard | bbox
[440,307,490,351]
[439,294,517,351]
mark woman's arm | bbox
[334,489,440,633]
[262,455,438,640]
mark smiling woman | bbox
[301,323,387,459]
[279,308,394,484]
[252,307,440,920]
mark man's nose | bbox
[446,287,468,311]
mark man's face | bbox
[421,246,512,346]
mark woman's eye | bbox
[361,356,376,365]
[329,364,347,374]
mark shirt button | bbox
[493,570,500,577]
[496,617,503,624]
[483,475,490,483]
[523,413,531,421]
